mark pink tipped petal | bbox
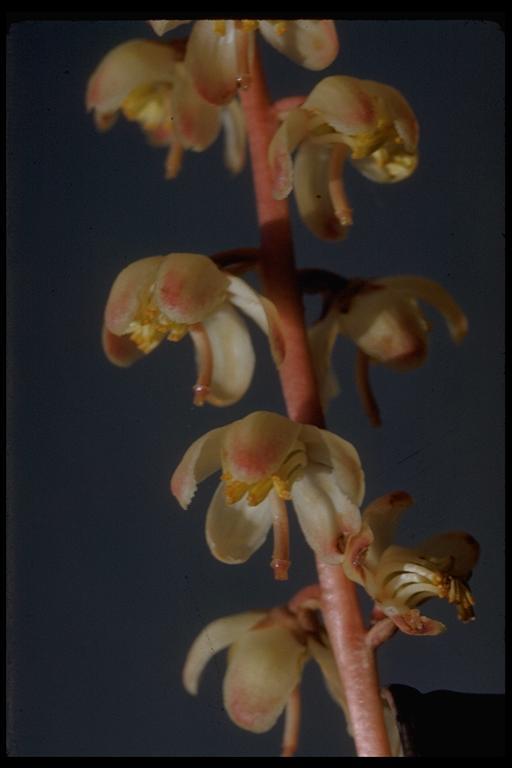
[308,310,341,410]
[223,412,301,485]
[205,484,274,564]
[362,491,414,568]
[101,324,144,367]
[223,626,307,733]
[227,276,285,365]
[259,20,339,70]
[307,637,347,712]
[185,20,239,105]
[170,429,227,509]
[221,99,246,173]
[292,467,362,564]
[294,141,349,240]
[104,256,163,335]
[183,611,266,695]
[303,76,378,135]
[148,20,191,36]
[417,531,480,579]
[268,108,310,199]
[301,425,365,506]
[375,276,468,343]
[193,304,255,407]
[86,40,179,117]
[386,608,446,637]
[171,63,221,151]
[155,252,228,325]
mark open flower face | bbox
[102,253,284,407]
[309,275,468,424]
[86,39,245,177]
[269,75,419,239]
[182,597,348,739]
[149,20,339,105]
[171,411,364,571]
[343,491,479,636]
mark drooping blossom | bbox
[102,253,284,407]
[86,39,245,178]
[149,19,339,105]
[171,410,364,573]
[343,491,479,636]
[269,75,419,239]
[308,275,468,424]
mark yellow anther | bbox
[213,20,226,35]
[222,473,249,504]
[272,475,292,500]
[241,19,259,32]
[247,477,274,506]
[273,21,287,35]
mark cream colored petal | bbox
[221,99,246,174]
[416,531,479,579]
[300,425,365,506]
[222,412,301,485]
[303,76,379,136]
[362,491,414,569]
[101,324,144,367]
[308,309,341,410]
[205,484,274,563]
[259,20,339,70]
[375,276,468,343]
[227,276,285,365]
[268,108,310,199]
[183,611,266,695]
[104,256,163,335]
[154,252,228,325]
[291,467,361,564]
[148,20,191,36]
[307,636,347,713]
[185,20,238,105]
[294,141,349,240]
[358,80,419,152]
[194,303,255,406]
[223,626,307,733]
[170,432,227,509]
[86,40,179,118]
[170,63,221,151]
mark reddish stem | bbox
[240,46,391,757]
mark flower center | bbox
[122,83,174,133]
[221,447,307,507]
[126,286,188,354]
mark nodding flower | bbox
[86,39,245,178]
[171,410,364,576]
[269,75,419,240]
[102,253,284,407]
[308,274,468,425]
[343,491,479,636]
[149,20,339,106]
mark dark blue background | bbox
[7,19,505,756]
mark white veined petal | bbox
[205,484,274,564]
[148,20,191,36]
[268,108,310,199]
[193,303,255,406]
[183,611,266,695]
[170,63,221,151]
[259,20,339,70]
[227,275,285,365]
[185,20,238,105]
[86,40,179,117]
[374,276,468,343]
[221,98,246,174]
[170,431,227,509]
[294,140,349,240]
[308,309,341,410]
[223,625,307,733]
[291,467,361,564]
[300,425,365,506]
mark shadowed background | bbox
[7,19,504,757]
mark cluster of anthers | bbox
[88,18,479,757]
